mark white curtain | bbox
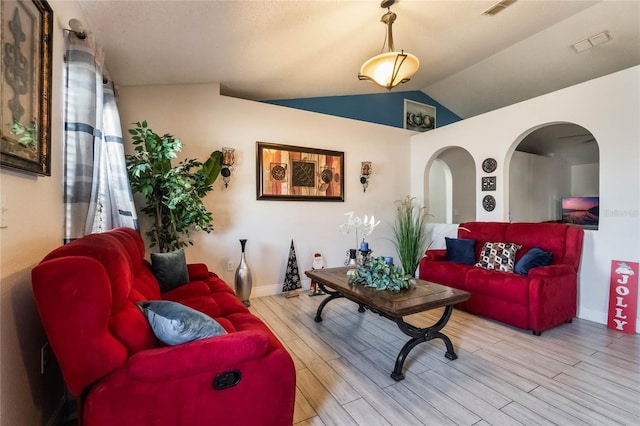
[63,32,137,242]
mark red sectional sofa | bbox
[418,222,584,335]
[31,228,295,426]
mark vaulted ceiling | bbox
[75,0,640,119]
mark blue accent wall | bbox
[263,91,461,128]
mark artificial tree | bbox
[126,121,223,252]
[392,196,429,276]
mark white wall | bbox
[0,1,83,424]
[411,66,640,329]
[509,151,571,222]
[428,159,448,223]
[572,163,599,195]
[118,84,413,296]
[438,148,476,223]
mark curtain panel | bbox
[63,32,137,242]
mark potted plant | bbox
[392,196,429,276]
[126,121,223,252]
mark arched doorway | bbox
[509,123,600,224]
[425,147,476,224]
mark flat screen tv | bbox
[561,197,599,229]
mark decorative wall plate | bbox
[482,158,497,173]
[482,195,496,212]
[482,176,496,191]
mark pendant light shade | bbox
[358,1,419,90]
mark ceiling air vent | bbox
[483,0,518,16]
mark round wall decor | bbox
[482,158,497,173]
[482,195,496,212]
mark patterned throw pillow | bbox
[475,242,522,273]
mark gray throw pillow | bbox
[150,249,189,293]
[137,300,227,346]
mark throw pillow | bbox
[137,300,227,346]
[444,237,476,265]
[151,249,189,293]
[515,247,553,276]
[475,242,522,273]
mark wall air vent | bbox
[483,0,518,16]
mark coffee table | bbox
[304,266,470,381]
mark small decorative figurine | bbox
[309,253,325,296]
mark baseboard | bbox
[251,279,311,298]
[578,307,640,333]
[577,307,607,325]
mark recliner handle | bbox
[213,370,242,390]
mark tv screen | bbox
[562,197,599,229]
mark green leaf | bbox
[199,150,223,186]
[125,121,219,252]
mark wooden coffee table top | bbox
[305,267,470,318]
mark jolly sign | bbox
[607,260,638,334]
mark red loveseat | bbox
[31,228,295,426]
[418,222,584,335]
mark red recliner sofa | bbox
[31,228,295,425]
[419,222,584,335]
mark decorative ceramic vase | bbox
[234,239,253,307]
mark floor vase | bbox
[235,239,253,307]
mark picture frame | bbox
[404,99,436,132]
[256,142,344,201]
[1,0,53,176]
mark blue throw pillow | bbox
[515,247,553,276]
[137,301,227,346]
[445,237,476,265]
[151,249,189,293]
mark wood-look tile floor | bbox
[249,294,640,426]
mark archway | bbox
[425,147,476,224]
[508,122,600,224]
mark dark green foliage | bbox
[348,257,415,291]
[126,121,223,252]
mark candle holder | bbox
[358,248,373,267]
[344,249,357,266]
[221,147,235,188]
[360,161,372,192]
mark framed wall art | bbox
[404,99,436,132]
[256,142,344,201]
[482,176,496,191]
[1,0,53,176]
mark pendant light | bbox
[358,0,419,90]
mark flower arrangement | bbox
[339,212,380,247]
[348,256,415,291]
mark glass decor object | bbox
[234,239,252,306]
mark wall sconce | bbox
[360,161,372,192]
[221,147,235,188]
